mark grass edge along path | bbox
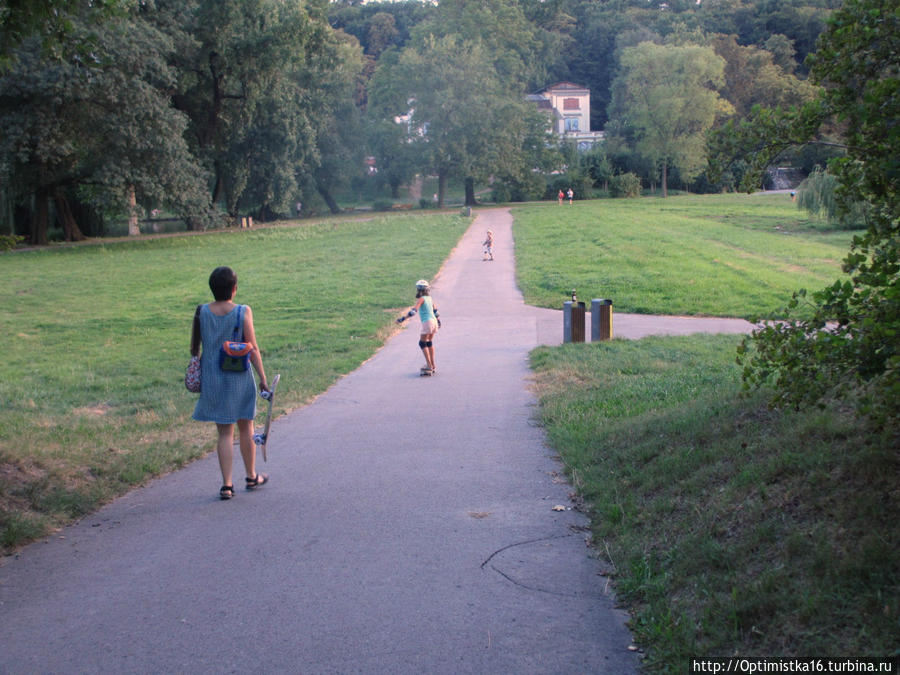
[528,335,898,669]
[0,213,470,553]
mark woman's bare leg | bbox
[216,423,235,486]
[236,418,256,480]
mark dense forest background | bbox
[0,0,841,243]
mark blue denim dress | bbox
[192,304,257,424]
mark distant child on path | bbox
[396,279,440,375]
[567,188,574,204]
[482,229,494,261]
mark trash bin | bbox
[572,301,586,342]
[591,298,613,341]
[564,301,587,343]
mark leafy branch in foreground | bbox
[726,0,899,427]
[707,99,833,194]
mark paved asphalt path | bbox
[0,208,752,674]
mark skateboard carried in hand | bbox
[253,373,280,462]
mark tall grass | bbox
[0,214,469,550]
[512,193,852,318]
[530,337,898,667]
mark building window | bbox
[565,117,580,132]
[563,97,580,110]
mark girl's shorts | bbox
[420,319,438,334]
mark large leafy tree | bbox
[408,0,552,90]
[168,0,345,220]
[0,0,129,70]
[0,5,211,244]
[297,29,367,215]
[607,41,730,196]
[372,33,551,207]
[710,33,818,118]
[548,0,831,132]
[328,0,432,58]
[370,0,557,207]
[723,0,899,426]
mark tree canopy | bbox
[0,7,211,243]
[0,0,851,241]
[369,0,556,207]
[608,41,730,196]
[726,0,899,426]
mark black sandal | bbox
[219,485,235,500]
[245,474,269,490]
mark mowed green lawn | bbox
[513,193,853,317]
[0,214,469,549]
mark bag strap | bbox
[232,304,244,342]
[190,304,202,356]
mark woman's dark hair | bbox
[209,266,237,301]
[416,289,430,298]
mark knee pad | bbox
[425,340,433,348]
[418,340,427,349]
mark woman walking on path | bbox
[191,266,270,500]
[396,279,440,375]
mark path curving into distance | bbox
[1,208,752,673]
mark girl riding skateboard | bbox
[396,279,440,375]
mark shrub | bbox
[372,200,393,212]
[491,173,545,203]
[0,234,24,252]
[491,184,511,203]
[609,172,642,198]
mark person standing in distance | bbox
[483,229,494,261]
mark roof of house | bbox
[532,81,590,95]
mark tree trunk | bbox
[31,189,49,246]
[317,184,341,214]
[54,191,85,241]
[464,177,476,206]
[127,185,140,236]
[438,172,446,209]
[661,161,668,198]
[211,160,225,208]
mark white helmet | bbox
[415,279,429,291]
